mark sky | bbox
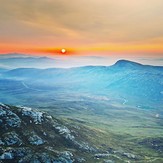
[0,0,163,59]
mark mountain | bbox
[0,56,56,69]
[0,57,54,62]
[3,59,163,78]
[0,60,163,162]
[0,53,31,58]
[112,59,163,71]
[113,59,143,68]
[0,60,162,108]
[0,104,98,162]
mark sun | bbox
[61,48,66,54]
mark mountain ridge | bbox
[2,60,163,80]
[2,59,163,72]
[0,60,162,109]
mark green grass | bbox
[1,87,163,162]
[39,103,163,162]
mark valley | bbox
[0,59,163,162]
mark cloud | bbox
[0,0,163,54]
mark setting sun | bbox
[61,49,66,54]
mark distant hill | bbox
[112,59,163,71]
[0,57,55,68]
[114,59,143,67]
[0,53,31,58]
[0,54,56,68]
[1,60,163,108]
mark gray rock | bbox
[0,106,21,128]
[55,125,75,141]
[0,108,6,116]
[39,153,55,163]
[0,104,93,162]
[0,139,4,145]
[18,154,41,163]
[11,147,30,157]
[0,152,14,159]
[3,132,22,146]
[6,113,21,127]
[59,151,73,159]
[76,157,86,162]
[94,153,110,159]
[55,124,95,152]
[0,103,9,109]
[123,152,136,159]
[28,134,44,145]
[56,151,74,163]
[21,106,44,124]
[74,141,96,152]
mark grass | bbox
[0,85,163,162]
[39,103,163,162]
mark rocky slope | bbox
[0,103,97,163]
[1,103,161,163]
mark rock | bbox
[55,125,75,141]
[74,141,97,152]
[94,153,110,159]
[21,106,44,124]
[18,154,40,163]
[0,152,14,159]
[54,125,70,135]
[11,147,30,157]
[0,148,3,155]
[0,104,97,162]
[43,132,47,136]
[0,104,21,128]
[6,113,21,127]
[28,133,44,145]
[123,152,136,159]
[0,139,4,145]
[104,160,114,163]
[0,103,10,109]
[3,131,22,146]
[59,151,73,158]
[76,157,86,162]
[0,107,6,116]
[56,151,74,163]
[54,124,96,152]
[39,153,55,163]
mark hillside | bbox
[1,104,163,163]
[0,60,162,109]
[0,59,163,163]
[0,104,97,162]
[0,56,56,69]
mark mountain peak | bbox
[113,60,142,68]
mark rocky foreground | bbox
[1,103,161,163]
[0,103,99,163]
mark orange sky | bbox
[0,0,163,57]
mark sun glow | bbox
[61,49,66,54]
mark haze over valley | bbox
[0,53,162,162]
